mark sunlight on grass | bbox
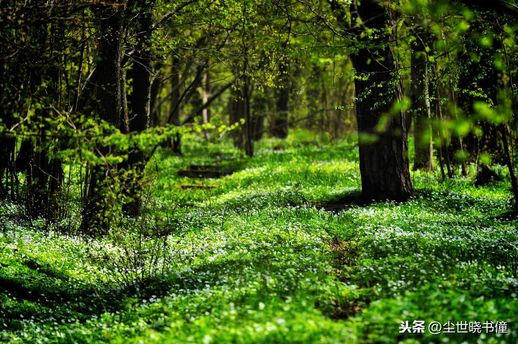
[1,135,516,343]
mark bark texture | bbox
[350,0,413,201]
[81,7,124,233]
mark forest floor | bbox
[1,131,517,343]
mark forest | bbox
[0,0,517,343]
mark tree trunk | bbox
[457,18,501,164]
[81,7,124,233]
[411,29,434,171]
[150,66,162,126]
[230,81,245,149]
[251,89,269,141]
[271,59,289,138]
[500,125,518,213]
[243,75,254,157]
[432,64,454,178]
[350,0,413,201]
[24,15,63,219]
[0,138,15,200]
[121,1,154,217]
[199,64,211,140]
[169,54,182,154]
[0,61,17,200]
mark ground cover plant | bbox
[1,133,516,343]
[2,1,518,343]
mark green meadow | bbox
[1,132,516,343]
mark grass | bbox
[1,130,517,343]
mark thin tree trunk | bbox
[169,54,182,155]
[200,64,211,140]
[411,29,433,171]
[434,69,454,178]
[0,54,17,200]
[243,75,253,157]
[500,125,518,213]
[271,59,289,139]
[150,66,162,126]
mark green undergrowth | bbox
[1,131,516,343]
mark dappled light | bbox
[1,0,517,343]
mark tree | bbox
[169,53,183,154]
[120,0,156,216]
[410,27,434,171]
[271,55,290,139]
[329,0,413,200]
[0,0,71,218]
[352,0,413,200]
[81,3,125,233]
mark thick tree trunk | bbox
[121,1,154,216]
[81,7,124,233]
[350,0,413,201]
[127,30,151,131]
[411,30,434,171]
